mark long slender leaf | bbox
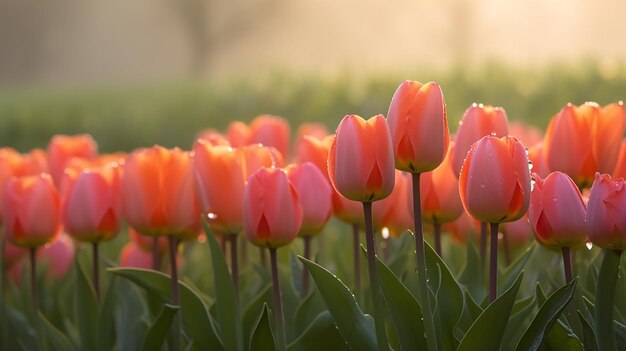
[577,311,598,351]
[288,311,348,351]
[203,219,244,351]
[114,279,150,351]
[499,244,534,295]
[457,271,524,351]
[39,312,75,351]
[243,284,272,346]
[515,278,578,351]
[250,304,276,351]
[108,268,223,351]
[75,260,97,351]
[458,236,485,303]
[299,256,377,351]
[140,304,179,351]
[97,276,117,351]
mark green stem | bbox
[92,242,100,302]
[301,235,311,298]
[363,201,389,351]
[595,249,622,351]
[411,172,438,351]
[489,222,499,303]
[229,233,239,297]
[30,247,38,313]
[562,246,572,284]
[167,236,181,351]
[480,222,487,271]
[152,236,161,271]
[270,247,286,351]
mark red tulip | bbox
[586,173,626,250]
[421,142,463,224]
[122,146,200,238]
[459,135,531,224]
[528,172,587,249]
[387,81,449,173]
[47,134,98,186]
[452,104,509,177]
[119,242,153,269]
[287,162,332,236]
[328,114,395,203]
[38,233,75,280]
[3,239,26,267]
[243,167,302,248]
[2,174,61,248]
[249,115,291,160]
[61,164,121,243]
[544,102,625,188]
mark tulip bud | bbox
[249,115,291,160]
[47,134,98,186]
[586,173,626,250]
[38,233,75,280]
[421,142,463,224]
[286,162,332,236]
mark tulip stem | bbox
[301,236,311,298]
[92,242,100,301]
[434,223,442,258]
[411,172,438,351]
[352,223,361,293]
[480,222,487,270]
[152,236,160,271]
[595,249,622,351]
[29,247,38,312]
[269,247,286,351]
[168,236,179,305]
[229,233,239,297]
[363,201,389,351]
[561,246,572,284]
[489,222,499,303]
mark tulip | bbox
[528,171,587,285]
[226,120,251,147]
[544,102,625,188]
[459,135,531,302]
[612,139,626,179]
[38,233,75,280]
[129,228,168,270]
[586,172,626,351]
[2,173,60,310]
[374,170,413,236]
[196,129,231,146]
[508,121,543,148]
[47,134,98,187]
[243,167,302,350]
[445,210,481,244]
[249,114,291,160]
[119,242,154,269]
[294,123,329,152]
[500,215,533,264]
[295,135,334,177]
[122,145,200,308]
[328,114,394,349]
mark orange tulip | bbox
[452,104,509,177]
[421,142,463,224]
[328,114,395,203]
[528,172,587,249]
[193,141,276,234]
[444,210,481,244]
[129,227,168,254]
[544,102,625,188]
[37,232,75,280]
[122,146,200,238]
[387,81,449,173]
[196,129,231,146]
[47,134,98,186]
[586,173,626,250]
[500,215,533,249]
[61,164,121,243]
[249,114,291,160]
[286,162,333,236]
[374,170,413,236]
[243,167,302,248]
[294,123,329,149]
[295,135,334,177]
[2,174,61,248]
[508,121,543,148]
[612,139,626,179]
[226,121,251,147]
[459,135,531,224]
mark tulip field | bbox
[2,66,626,351]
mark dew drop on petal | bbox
[586,242,593,250]
[207,212,218,220]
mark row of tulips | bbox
[1,79,625,351]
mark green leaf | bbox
[615,320,626,351]
[375,254,426,350]
[499,244,534,296]
[108,268,223,351]
[75,260,97,351]
[515,278,578,351]
[250,304,276,351]
[502,296,536,350]
[289,311,348,351]
[38,312,75,351]
[458,236,485,303]
[544,319,583,351]
[140,304,179,351]
[97,277,117,351]
[294,288,326,335]
[291,250,304,295]
[299,256,377,351]
[243,284,272,346]
[577,311,598,351]
[595,250,622,351]
[114,279,150,351]
[203,219,244,351]
[457,271,524,351]
[456,290,483,336]
[425,241,464,351]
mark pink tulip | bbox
[528,172,587,249]
[38,233,75,280]
[226,121,251,147]
[328,114,395,203]
[287,162,332,236]
[243,167,302,248]
[119,242,153,269]
[587,173,626,250]
[47,134,98,186]
[387,81,449,173]
[374,170,413,236]
[500,215,533,249]
[249,115,291,160]
[421,142,463,224]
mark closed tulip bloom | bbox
[294,123,329,149]
[226,121,251,147]
[421,142,463,224]
[122,146,200,238]
[243,167,302,248]
[387,81,450,173]
[3,174,61,248]
[508,121,543,148]
[0,148,24,224]
[452,104,509,177]
[62,164,121,242]
[544,102,625,188]
[586,173,626,250]
[328,114,395,203]
[612,139,626,179]
[459,135,531,224]
[375,170,413,236]
[528,172,587,249]
[4,240,26,267]
[47,134,98,186]
[38,232,75,280]
[119,242,153,269]
[286,162,332,236]
[129,228,168,254]
[500,215,533,249]
[444,210,481,244]
[240,144,279,174]
[196,129,231,146]
[249,114,291,159]
[295,135,334,177]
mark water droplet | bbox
[586,242,593,250]
[480,184,486,189]
[528,161,533,171]
[490,131,497,136]
[207,212,218,219]
[552,198,558,202]
[381,227,390,239]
